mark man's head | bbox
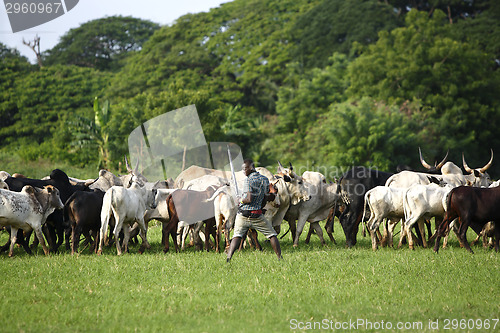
[242,159,255,176]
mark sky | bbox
[0,0,232,63]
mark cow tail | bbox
[443,190,452,213]
[361,191,370,234]
[204,185,229,202]
[403,189,410,227]
[100,192,113,244]
[63,191,78,227]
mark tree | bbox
[347,9,500,174]
[70,98,112,169]
[290,0,401,68]
[43,16,160,71]
[309,98,422,172]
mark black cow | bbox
[336,166,393,248]
[64,189,105,254]
[4,169,92,252]
[434,186,500,253]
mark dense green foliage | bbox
[1,224,499,332]
[1,0,500,178]
[43,16,160,71]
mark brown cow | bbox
[434,186,500,253]
[162,187,218,253]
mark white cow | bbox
[284,171,338,247]
[402,183,454,249]
[362,186,407,250]
[98,178,156,255]
[386,150,493,188]
[174,165,247,189]
[0,185,64,257]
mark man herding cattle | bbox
[226,159,282,262]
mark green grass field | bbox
[1,222,499,333]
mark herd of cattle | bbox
[0,150,499,257]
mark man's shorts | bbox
[232,213,277,239]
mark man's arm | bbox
[240,191,252,204]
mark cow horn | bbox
[84,177,99,186]
[277,160,284,171]
[462,153,473,173]
[479,149,494,173]
[419,147,433,170]
[436,149,449,169]
[125,156,132,172]
[288,162,293,171]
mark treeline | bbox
[1,0,500,178]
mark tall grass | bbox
[1,222,498,333]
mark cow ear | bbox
[24,185,35,194]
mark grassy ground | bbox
[1,222,499,333]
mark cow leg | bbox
[406,222,416,250]
[433,216,454,253]
[305,226,313,244]
[176,224,183,249]
[137,218,150,254]
[493,221,500,252]
[428,217,442,243]
[293,216,307,247]
[122,224,131,254]
[113,220,124,255]
[325,220,336,244]
[370,229,379,251]
[71,224,81,255]
[8,227,19,257]
[215,214,225,253]
[193,222,204,251]
[249,229,261,251]
[417,219,428,248]
[34,226,49,256]
[310,222,326,245]
[458,218,473,253]
[162,221,170,253]
[289,219,297,243]
[204,220,211,252]
[19,230,32,255]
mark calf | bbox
[0,185,64,257]
[434,186,500,253]
[97,179,156,255]
[64,189,105,254]
[470,222,495,248]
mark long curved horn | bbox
[419,147,433,170]
[479,149,494,173]
[462,153,473,173]
[125,156,132,172]
[436,149,449,169]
